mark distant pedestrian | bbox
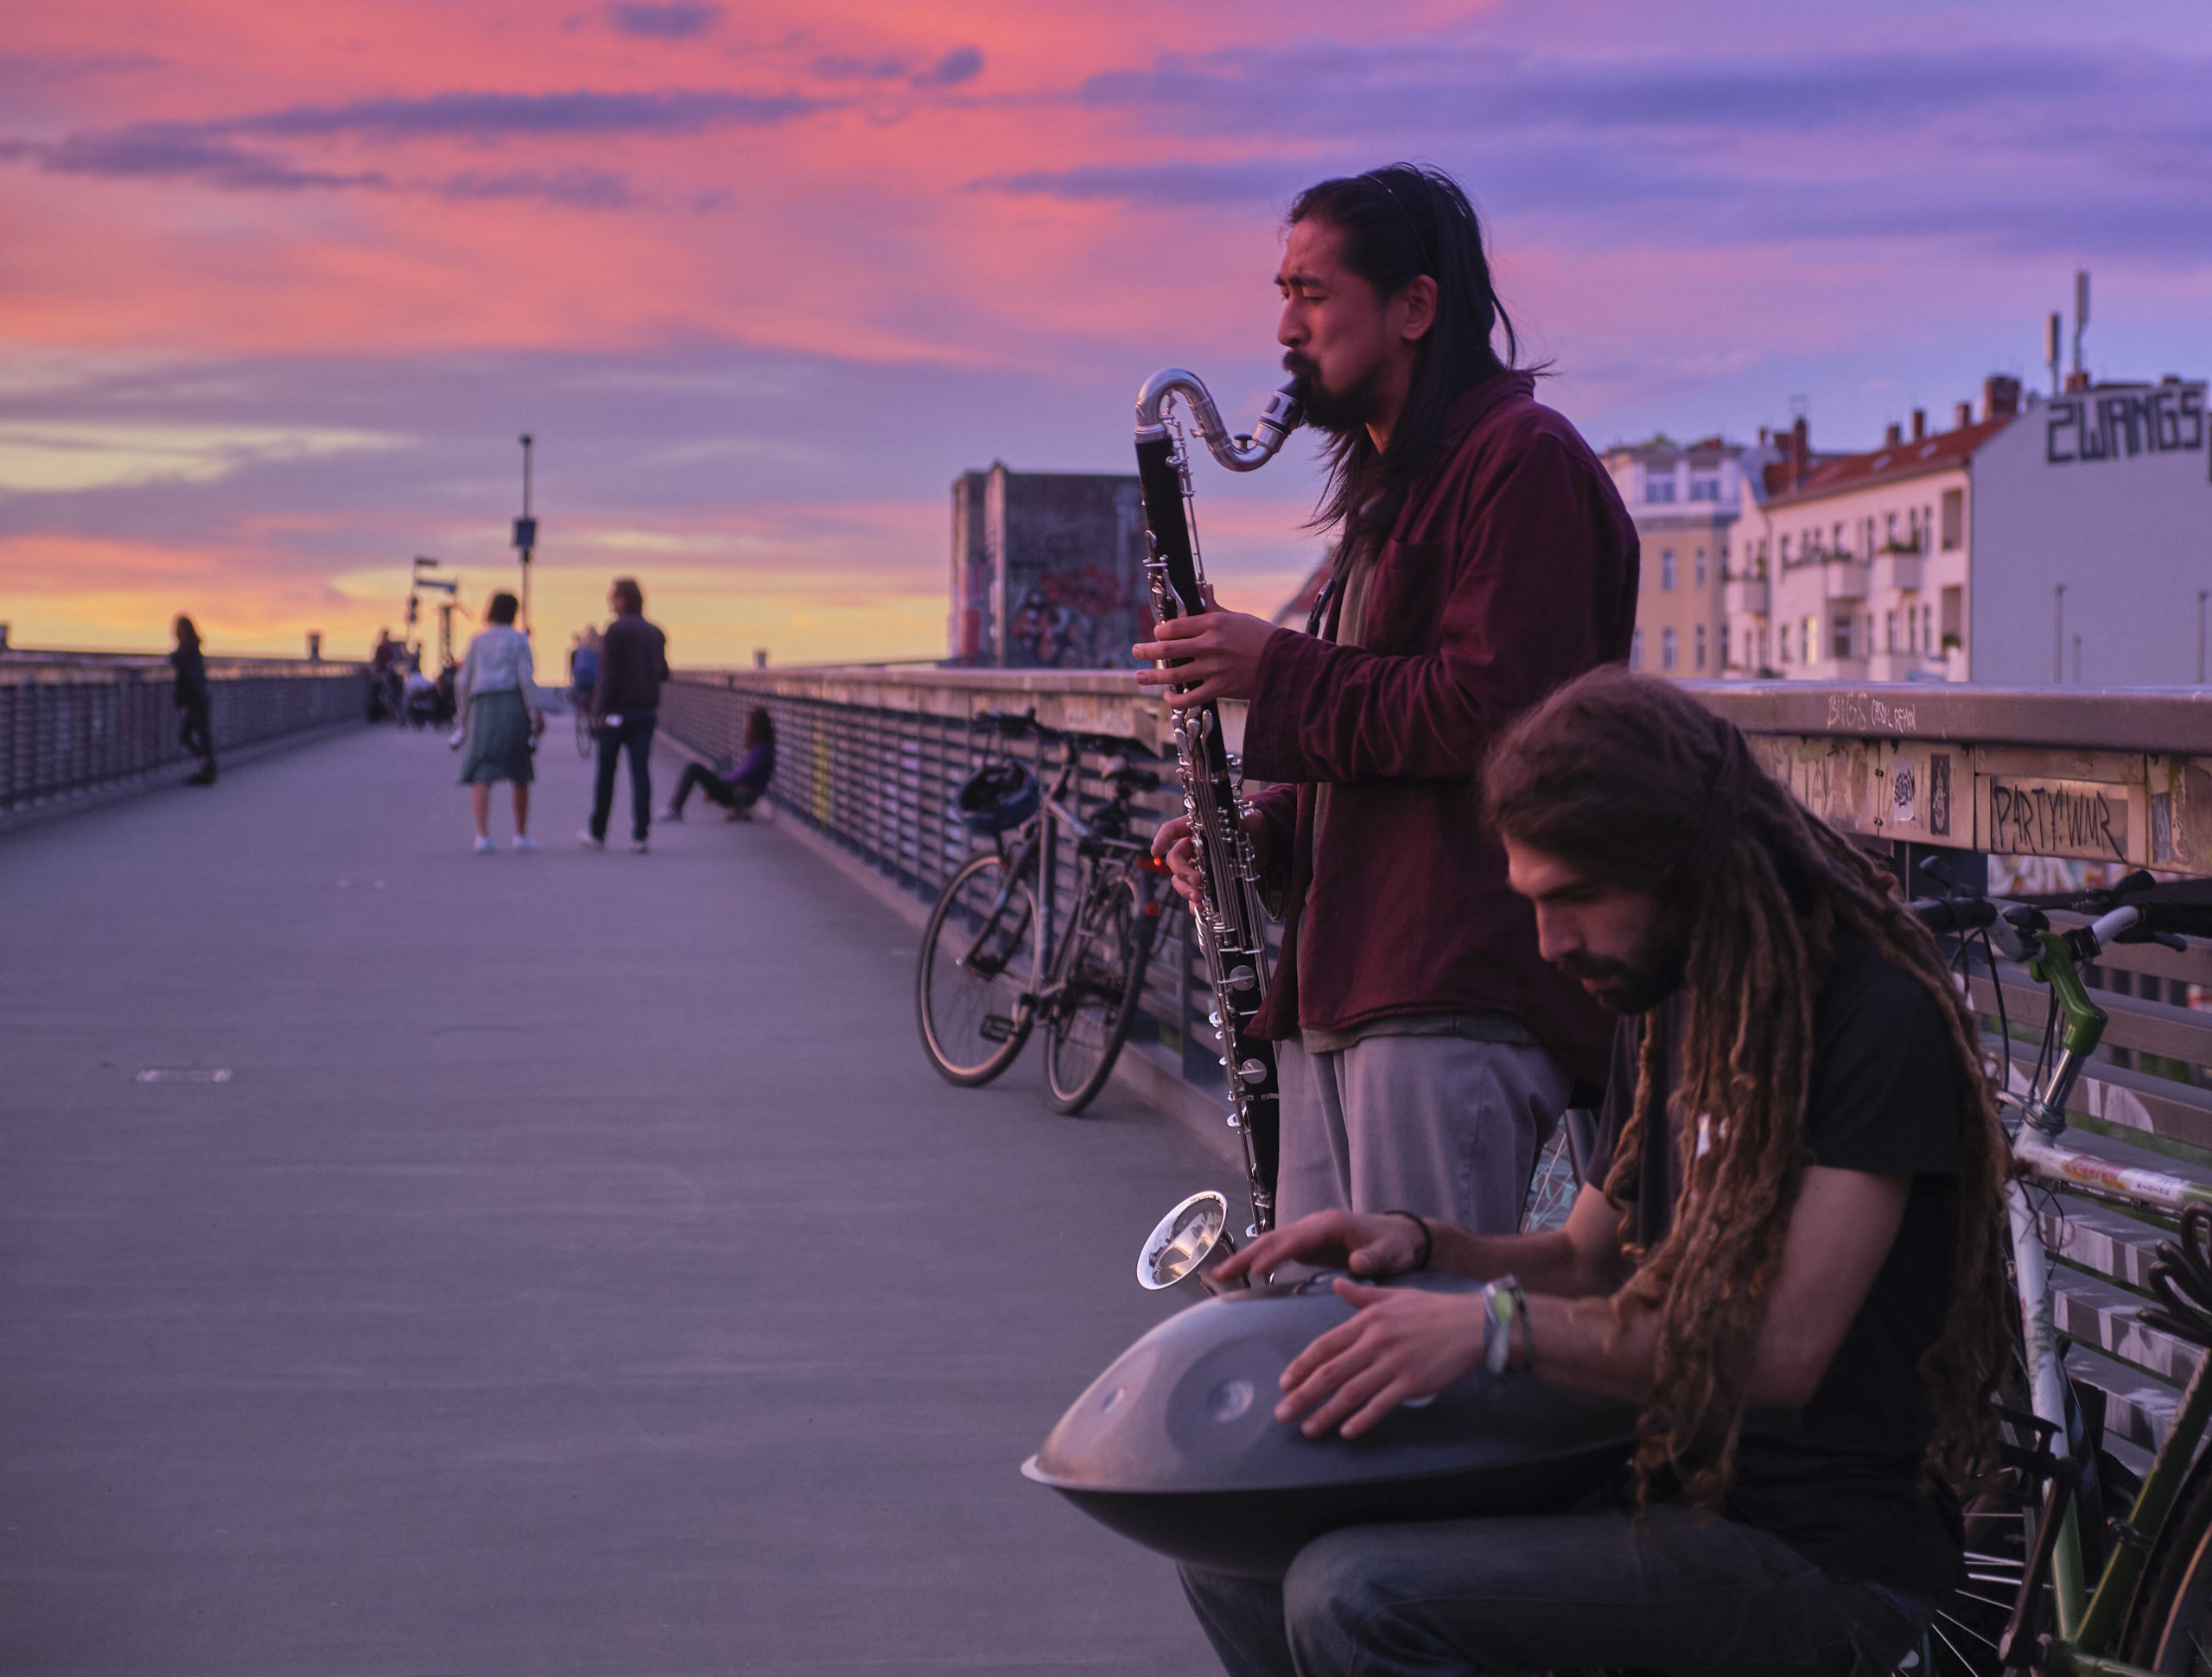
[580,577,669,854]
[569,626,601,706]
[455,591,543,854]
[171,615,217,785]
[668,707,774,822]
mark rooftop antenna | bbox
[2071,270,2090,384]
[2045,312,2063,397]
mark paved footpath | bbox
[0,723,1224,1675]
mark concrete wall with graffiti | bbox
[947,465,1150,670]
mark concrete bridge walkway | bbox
[0,724,1221,1675]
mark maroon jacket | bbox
[1242,371,1639,1088]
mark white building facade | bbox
[1724,376,2211,686]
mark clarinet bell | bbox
[1139,1191,1249,1298]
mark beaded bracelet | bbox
[1479,1275,1523,1375]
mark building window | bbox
[1630,629,1644,670]
[1832,613,1853,661]
[1885,511,1899,549]
[1646,476,1676,504]
[1694,548,1707,587]
[1941,489,1963,550]
[1689,474,1720,501]
[1694,624,1707,670]
[1662,627,1678,671]
[1941,585,1963,651]
[1660,549,1676,590]
[1720,623,1731,668]
[1885,611,1897,652]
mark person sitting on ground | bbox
[1178,666,2011,1677]
[454,592,543,854]
[668,708,775,823]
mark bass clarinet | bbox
[1131,368,1304,1285]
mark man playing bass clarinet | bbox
[1139,163,1637,1236]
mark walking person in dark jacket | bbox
[1138,165,1638,1238]
[579,576,669,854]
[171,615,218,785]
[667,707,774,822]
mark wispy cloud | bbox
[232,86,828,140]
[606,2,722,40]
[38,124,386,190]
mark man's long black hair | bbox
[1287,164,1523,558]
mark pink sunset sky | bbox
[3,0,2209,664]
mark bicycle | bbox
[573,684,595,759]
[915,708,1171,1115]
[1902,869,2212,1676]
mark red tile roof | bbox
[1764,416,2014,509]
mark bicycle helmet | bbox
[957,760,1042,835]
[1022,1270,1635,1579]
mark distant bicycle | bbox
[572,684,594,759]
[916,709,1169,1115]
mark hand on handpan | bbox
[1151,811,1269,905]
[1274,1282,1489,1440]
[1130,586,1281,708]
[1210,1210,1428,1287]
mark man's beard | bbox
[1283,351,1377,438]
[1554,927,1688,1016]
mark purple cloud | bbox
[913,46,983,89]
[605,3,723,41]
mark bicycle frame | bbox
[963,723,1156,1027]
[1978,919,2212,1675]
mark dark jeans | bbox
[671,762,762,815]
[590,711,657,842]
[178,696,214,765]
[1179,1506,1929,1677]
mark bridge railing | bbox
[0,653,369,816]
[664,668,2212,1476]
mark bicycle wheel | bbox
[575,707,594,759]
[917,850,1039,1085]
[1519,1121,1581,1234]
[1918,1363,2106,1677]
[2126,1452,2212,1673]
[1043,871,1152,1115]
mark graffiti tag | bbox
[1986,777,2129,863]
[1825,691,1919,734]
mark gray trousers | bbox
[1274,1034,1571,1235]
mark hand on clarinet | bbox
[1131,584,1281,708]
[1151,810,1270,905]
[1209,1210,1430,1287]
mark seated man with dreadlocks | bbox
[1185,665,2011,1677]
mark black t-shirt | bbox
[1592,926,1966,1598]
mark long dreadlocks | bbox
[1483,666,2011,1509]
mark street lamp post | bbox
[2054,583,2067,684]
[2199,589,2208,685]
[512,434,537,638]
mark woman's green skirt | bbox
[458,689,535,785]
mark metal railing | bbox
[663,667,2212,1471]
[0,654,369,816]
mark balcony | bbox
[1872,548,1923,593]
[1722,575,1768,615]
[1818,559,1870,601]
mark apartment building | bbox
[1726,374,2210,684]
[1601,435,1776,679]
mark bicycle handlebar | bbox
[969,707,1159,761]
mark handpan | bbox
[1022,1272,1637,1579]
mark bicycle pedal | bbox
[979,1014,1019,1043]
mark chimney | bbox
[1884,422,1903,448]
[1758,426,1771,447]
[1789,416,1809,487]
[1953,401,1974,429]
[2065,369,2092,393]
[1984,375,2021,421]
[1910,409,1926,441]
